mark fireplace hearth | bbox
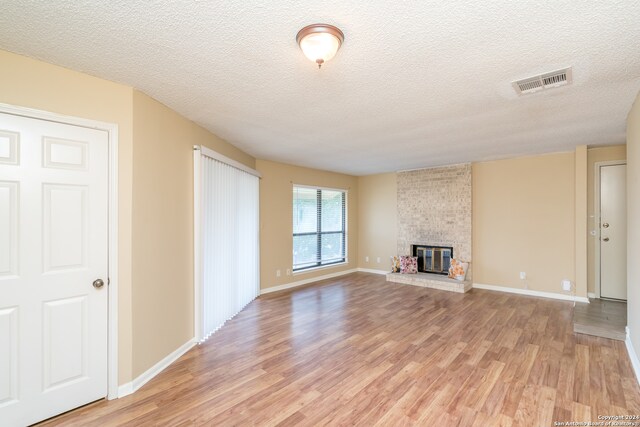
[411,244,453,275]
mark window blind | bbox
[194,148,260,342]
[293,186,346,271]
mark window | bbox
[293,186,346,271]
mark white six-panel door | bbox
[0,112,108,426]
[599,163,627,300]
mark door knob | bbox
[602,237,610,242]
[93,279,105,289]
[602,222,610,228]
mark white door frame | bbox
[594,160,626,299]
[0,102,119,400]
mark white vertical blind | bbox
[195,148,260,342]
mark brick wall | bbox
[397,164,472,279]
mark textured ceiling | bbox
[1,1,640,175]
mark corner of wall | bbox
[626,91,640,364]
[356,173,397,271]
[625,327,640,385]
[255,159,359,289]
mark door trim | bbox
[594,160,626,299]
[0,102,119,400]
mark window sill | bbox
[293,261,349,276]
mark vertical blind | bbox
[195,149,260,342]
[293,186,346,271]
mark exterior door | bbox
[0,112,108,426]
[599,163,627,300]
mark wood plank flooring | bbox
[39,273,640,426]
[573,298,627,341]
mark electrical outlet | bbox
[286,269,291,276]
[562,280,572,291]
[365,256,369,262]
[276,269,281,277]
[376,257,381,263]
[519,272,526,280]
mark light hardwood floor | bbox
[39,273,640,426]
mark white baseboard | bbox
[472,283,590,303]
[626,327,640,386]
[117,382,133,398]
[588,292,597,299]
[260,269,358,295]
[118,337,196,398]
[356,268,389,275]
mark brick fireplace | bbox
[397,164,472,280]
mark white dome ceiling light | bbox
[296,24,344,69]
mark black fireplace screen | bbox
[411,245,453,275]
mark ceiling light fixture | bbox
[296,24,344,69]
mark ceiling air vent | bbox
[513,67,572,95]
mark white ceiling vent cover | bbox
[513,67,573,95]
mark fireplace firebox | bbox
[411,244,453,275]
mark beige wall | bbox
[472,152,581,296]
[627,92,640,357]
[0,49,135,384]
[357,173,397,271]
[6,46,630,386]
[130,92,254,377]
[357,154,582,295]
[0,50,256,383]
[256,159,358,289]
[586,145,627,294]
